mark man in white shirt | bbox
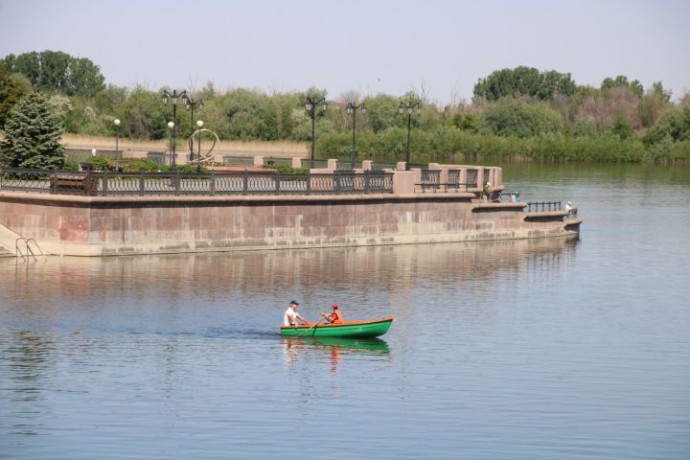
[283,300,309,326]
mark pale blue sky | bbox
[1,0,689,104]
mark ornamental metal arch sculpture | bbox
[188,128,220,167]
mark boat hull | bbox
[279,316,394,338]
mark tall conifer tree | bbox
[0,92,65,169]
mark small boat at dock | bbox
[279,316,394,338]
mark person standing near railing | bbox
[482,182,491,202]
[565,201,577,217]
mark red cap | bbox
[331,302,339,309]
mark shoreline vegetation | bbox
[1,52,689,167]
[61,132,689,166]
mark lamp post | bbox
[167,121,176,168]
[113,118,121,160]
[304,96,327,168]
[162,89,187,170]
[398,100,420,169]
[196,120,204,173]
[185,95,204,165]
[346,102,367,169]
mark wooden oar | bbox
[297,318,325,337]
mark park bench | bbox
[50,174,98,195]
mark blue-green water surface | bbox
[1,163,689,459]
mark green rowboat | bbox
[279,316,394,338]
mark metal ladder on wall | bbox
[15,237,44,261]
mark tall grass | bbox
[62,134,308,158]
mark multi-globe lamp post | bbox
[304,96,327,168]
[161,89,187,170]
[185,95,204,167]
[346,102,367,169]
[398,100,421,169]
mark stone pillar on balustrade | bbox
[392,169,415,195]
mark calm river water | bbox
[1,163,689,460]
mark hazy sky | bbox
[1,0,689,104]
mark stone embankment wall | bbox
[0,164,579,257]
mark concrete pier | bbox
[0,163,581,257]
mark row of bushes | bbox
[316,129,690,164]
[66,157,311,175]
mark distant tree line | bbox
[1,50,689,170]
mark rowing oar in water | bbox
[296,318,325,337]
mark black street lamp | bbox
[346,102,367,169]
[113,118,121,159]
[195,120,204,173]
[399,100,421,169]
[167,121,176,168]
[162,89,187,170]
[304,96,327,168]
[185,95,204,165]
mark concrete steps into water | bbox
[0,223,20,257]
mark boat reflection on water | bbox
[281,336,390,372]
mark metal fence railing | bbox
[0,168,394,197]
[415,169,478,193]
[527,201,562,212]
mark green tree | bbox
[0,61,29,128]
[67,57,106,97]
[218,88,280,140]
[611,115,634,140]
[120,86,167,139]
[483,98,564,138]
[638,82,671,129]
[643,106,690,145]
[0,92,65,169]
[363,93,399,133]
[2,50,105,97]
[292,87,331,142]
[601,75,644,97]
[473,66,576,101]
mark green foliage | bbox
[483,98,564,138]
[611,116,634,140]
[263,164,308,175]
[215,88,289,141]
[601,75,644,97]
[638,87,670,129]
[474,66,576,101]
[2,50,105,97]
[63,158,80,171]
[364,93,400,133]
[571,120,597,137]
[177,164,207,174]
[3,49,688,165]
[120,86,168,139]
[453,113,480,132]
[0,61,29,128]
[0,92,65,169]
[318,132,352,159]
[124,158,170,173]
[374,127,407,162]
[84,155,110,170]
[644,106,690,145]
